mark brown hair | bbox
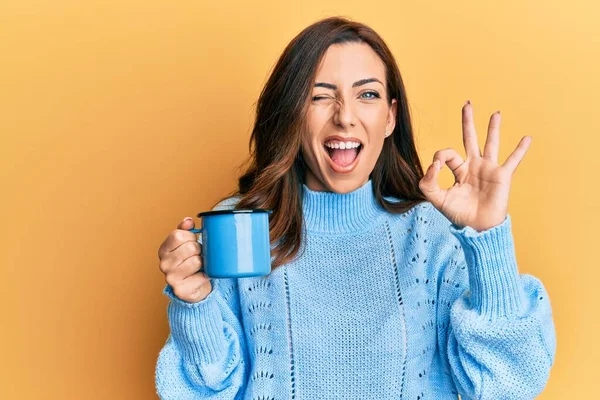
[214,16,428,270]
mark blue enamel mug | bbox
[187,208,273,278]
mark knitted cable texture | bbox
[155,179,556,400]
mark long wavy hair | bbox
[214,16,428,270]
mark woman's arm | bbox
[436,214,556,399]
[155,278,249,399]
[155,196,249,399]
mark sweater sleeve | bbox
[435,213,556,400]
[155,278,249,399]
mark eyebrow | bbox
[314,78,383,90]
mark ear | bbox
[386,98,398,133]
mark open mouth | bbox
[323,143,364,168]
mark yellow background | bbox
[1,0,597,398]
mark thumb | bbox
[419,160,446,209]
[177,217,195,230]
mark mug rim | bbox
[197,209,273,217]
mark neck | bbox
[301,179,386,234]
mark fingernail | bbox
[465,100,471,105]
[434,160,441,170]
[184,217,193,222]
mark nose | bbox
[332,99,356,128]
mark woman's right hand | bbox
[158,217,212,303]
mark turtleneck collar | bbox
[301,179,387,234]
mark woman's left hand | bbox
[418,100,533,232]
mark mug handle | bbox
[188,227,203,244]
[187,227,205,272]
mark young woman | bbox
[155,16,556,399]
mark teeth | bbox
[324,141,361,149]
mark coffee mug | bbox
[187,208,273,278]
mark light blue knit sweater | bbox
[155,179,556,399]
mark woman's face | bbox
[301,42,397,193]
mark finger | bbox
[502,136,532,175]
[418,159,447,210]
[173,240,201,267]
[182,271,210,288]
[432,148,465,175]
[173,271,211,302]
[462,101,481,159]
[158,218,197,258]
[161,239,200,275]
[483,111,501,164]
[177,216,196,230]
[167,253,203,284]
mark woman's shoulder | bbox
[211,194,243,211]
